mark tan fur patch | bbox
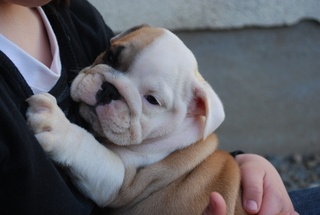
[94,26,165,72]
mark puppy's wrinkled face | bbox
[71,25,224,146]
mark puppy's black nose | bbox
[95,82,121,105]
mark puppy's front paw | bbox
[26,93,71,155]
[26,93,57,133]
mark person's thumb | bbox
[202,192,227,215]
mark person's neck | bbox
[0,3,52,67]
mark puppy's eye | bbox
[107,53,114,63]
[104,50,115,65]
[103,45,125,68]
[145,95,160,105]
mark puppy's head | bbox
[71,25,224,146]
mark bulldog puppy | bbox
[26,25,247,215]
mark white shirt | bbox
[0,7,61,94]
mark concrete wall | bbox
[88,0,320,32]
[175,21,320,155]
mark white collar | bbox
[0,7,61,94]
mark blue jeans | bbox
[289,186,320,215]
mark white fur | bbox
[26,27,225,207]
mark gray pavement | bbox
[175,20,320,155]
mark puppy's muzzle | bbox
[95,82,121,106]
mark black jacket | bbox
[0,1,114,214]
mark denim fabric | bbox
[289,186,320,215]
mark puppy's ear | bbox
[189,81,225,140]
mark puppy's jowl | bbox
[27,25,247,215]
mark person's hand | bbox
[203,192,298,215]
[236,154,297,214]
[203,154,298,215]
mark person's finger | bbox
[236,155,264,214]
[241,167,263,214]
[202,192,227,215]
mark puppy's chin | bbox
[79,103,142,146]
[99,115,142,146]
[79,104,105,136]
[102,130,137,146]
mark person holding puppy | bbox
[0,0,304,214]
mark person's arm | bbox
[203,154,298,215]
